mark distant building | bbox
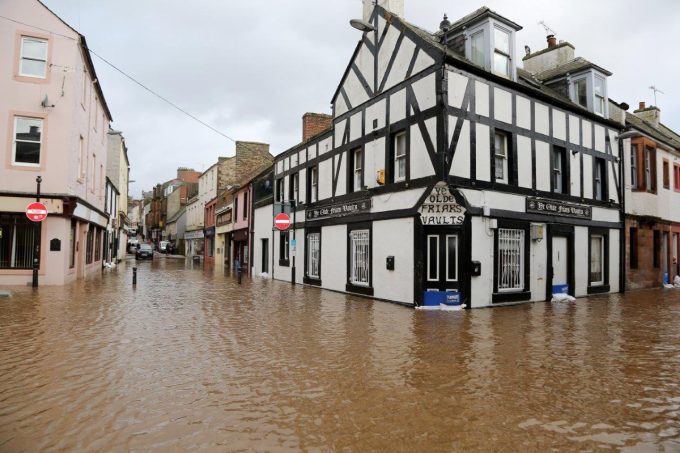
[105,129,130,262]
[0,0,112,284]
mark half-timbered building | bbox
[266,0,623,307]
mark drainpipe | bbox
[617,129,639,293]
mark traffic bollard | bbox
[133,267,137,286]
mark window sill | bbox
[587,284,610,295]
[304,276,322,286]
[346,283,374,296]
[492,290,531,303]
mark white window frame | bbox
[492,26,511,77]
[306,232,320,279]
[593,75,606,116]
[446,234,458,282]
[353,149,363,192]
[494,132,508,183]
[630,144,638,188]
[426,235,439,282]
[595,159,603,200]
[553,147,563,193]
[497,228,524,292]
[644,148,653,191]
[310,167,318,203]
[573,77,588,109]
[590,235,604,286]
[469,29,485,67]
[12,116,43,167]
[394,132,406,182]
[19,36,48,78]
[349,229,370,286]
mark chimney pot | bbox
[639,101,646,110]
[546,34,557,47]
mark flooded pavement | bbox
[1,258,680,452]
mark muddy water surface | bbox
[1,258,680,451]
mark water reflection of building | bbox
[0,0,113,284]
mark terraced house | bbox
[262,0,627,307]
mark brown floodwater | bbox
[1,258,680,452]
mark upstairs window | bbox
[493,27,511,77]
[275,178,284,202]
[308,166,318,203]
[470,31,485,67]
[644,147,656,193]
[243,192,248,219]
[674,164,680,192]
[289,173,299,204]
[594,76,606,115]
[494,131,508,184]
[630,144,638,188]
[350,148,363,192]
[574,78,588,108]
[19,37,48,78]
[394,131,406,182]
[662,159,670,190]
[594,158,607,201]
[552,146,568,193]
[12,117,42,166]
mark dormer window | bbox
[568,70,609,117]
[447,8,521,81]
[493,27,511,77]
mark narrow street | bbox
[1,257,679,451]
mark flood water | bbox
[1,258,680,451]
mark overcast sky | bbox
[39,0,680,198]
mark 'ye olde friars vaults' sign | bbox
[418,183,466,226]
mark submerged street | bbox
[1,258,680,451]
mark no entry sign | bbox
[26,202,48,222]
[274,213,291,231]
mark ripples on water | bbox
[1,258,680,451]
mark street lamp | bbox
[32,176,42,288]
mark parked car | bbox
[127,238,139,253]
[135,243,154,260]
[159,241,169,254]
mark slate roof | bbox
[436,6,523,34]
[626,113,680,150]
[532,57,613,82]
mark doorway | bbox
[261,238,269,274]
[663,231,669,283]
[547,225,574,298]
[424,229,460,292]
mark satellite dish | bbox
[350,19,375,32]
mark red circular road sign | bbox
[274,213,291,231]
[26,202,48,222]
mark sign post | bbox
[28,176,44,288]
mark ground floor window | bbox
[590,235,605,285]
[306,232,320,279]
[349,229,370,286]
[279,231,289,265]
[69,220,76,268]
[497,228,524,291]
[86,227,94,264]
[0,214,37,269]
[94,228,102,261]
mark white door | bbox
[552,236,568,294]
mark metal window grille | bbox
[307,233,320,278]
[350,229,370,286]
[498,228,524,291]
[0,214,36,269]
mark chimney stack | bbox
[634,102,661,127]
[302,113,332,141]
[547,34,557,47]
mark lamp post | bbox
[32,176,42,288]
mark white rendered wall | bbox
[372,218,414,304]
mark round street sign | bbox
[26,202,48,222]
[274,213,291,231]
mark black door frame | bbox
[546,224,575,299]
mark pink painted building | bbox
[0,0,113,285]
